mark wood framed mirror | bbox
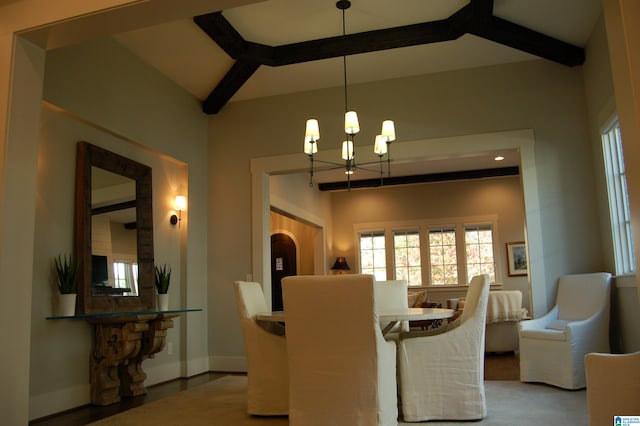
[75,141,155,314]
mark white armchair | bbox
[397,274,490,422]
[518,272,612,389]
[585,352,640,426]
[233,281,288,416]
[282,274,398,426]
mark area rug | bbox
[88,375,587,425]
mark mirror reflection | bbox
[91,167,138,297]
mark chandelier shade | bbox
[302,1,395,190]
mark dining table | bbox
[257,307,454,336]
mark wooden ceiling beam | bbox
[195,0,585,114]
[202,59,261,114]
[472,17,585,66]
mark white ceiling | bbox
[112,0,601,103]
[109,0,601,184]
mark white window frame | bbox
[393,228,422,286]
[602,116,636,275]
[357,229,388,281]
[355,215,500,286]
[426,225,459,286]
[463,223,497,284]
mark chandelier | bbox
[303,0,396,189]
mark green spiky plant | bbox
[154,264,172,294]
[54,254,77,294]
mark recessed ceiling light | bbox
[494,156,505,161]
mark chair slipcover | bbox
[375,279,409,337]
[397,274,490,422]
[282,274,398,426]
[518,272,612,389]
[585,352,640,426]
[233,281,288,416]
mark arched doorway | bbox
[271,233,297,311]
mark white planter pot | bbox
[157,293,169,311]
[58,293,77,317]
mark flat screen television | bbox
[92,255,109,284]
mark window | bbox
[602,118,636,274]
[356,217,499,286]
[465,225,496,283]
[393,230,422,285]
[113,261,139,296]
[428,228,458,285]
[359,231,387,281]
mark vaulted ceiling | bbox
[114,0,601,115]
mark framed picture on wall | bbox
[506,241,528,276]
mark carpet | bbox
[88,375,588,425]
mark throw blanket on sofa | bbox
[486,291,523,324]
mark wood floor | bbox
[30,352,519,426]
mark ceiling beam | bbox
[317,166,520,191]
[195,0,585,114]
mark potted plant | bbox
[54,254,77,316]
[154,264,171,311]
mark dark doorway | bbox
[271,233,297,311]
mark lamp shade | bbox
[381,120,396,142]
[331,256,351,271]
[374,135,388,155]
[174,195,187,211]
[342,140,354,160]
[304,139,318,155]
[305,119,320,142]
[344,111,360,135]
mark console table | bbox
[47,309,201,405]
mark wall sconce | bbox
[331,256,351,274]
[170,195,187,227]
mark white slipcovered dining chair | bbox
[375,279,409,337]
[397,274,490,422]
[585,352,640,426]
[282,274,398,426]
[233,281,288,416]
[518,272,612,389]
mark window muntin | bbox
[359,231,387,281]
[602,118,636,274]
[393,230,422,286]
[465,225,496,283]
[428,228,458,285]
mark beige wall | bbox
[584,3,640,351]
[329,176,530,309]
[26,36,210,419]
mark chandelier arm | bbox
[312,159,352,169]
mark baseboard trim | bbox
[209,355,246,372]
